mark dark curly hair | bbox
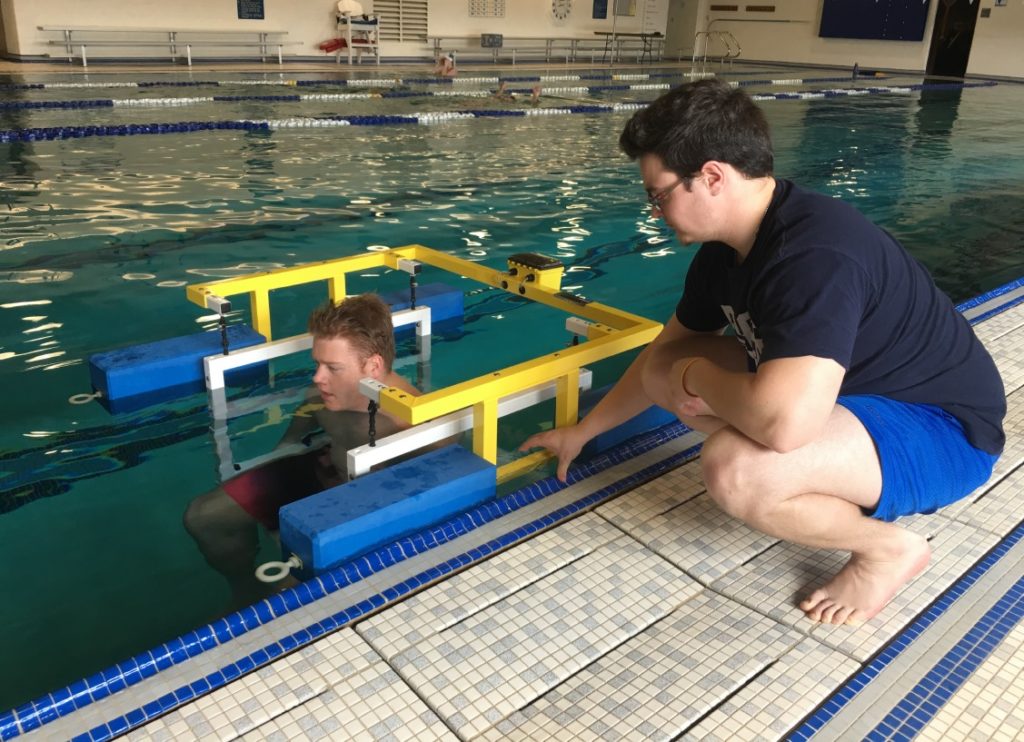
[619,79,773,180]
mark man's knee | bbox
[700,428,761,520]
[183,487,234,538]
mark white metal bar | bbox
[80,44,88,67]
[392,305,432,337]
[204,333,312,391]
[346,368,594,478]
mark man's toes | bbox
[830,605,855,625]
[819,601,844,624]
[805,597,833,622]
[844,609,867,627]
[800,589,828,612]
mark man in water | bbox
[184,294,417,606]
[522,80,1005,626]
[434,52,457,77]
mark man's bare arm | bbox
[683,354,845,452]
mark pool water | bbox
[1,65,1023,712]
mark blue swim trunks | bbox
[837,395,999,522]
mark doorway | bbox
[926,0,982,78]
[0,1,7,57]
[664,0,699,60]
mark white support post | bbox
[80,44,88,68]
[187,44,192,67]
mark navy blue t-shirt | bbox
[675,179,1006,454]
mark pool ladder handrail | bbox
[692,30,741,74]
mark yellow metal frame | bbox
[187,245,662,483]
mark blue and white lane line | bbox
[0,82,999,143]
[0,77,870,110]
[0,73,877,92]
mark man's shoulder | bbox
[769,181,890,268]
[775,180,866,228]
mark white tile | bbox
[375,536,700,739]
[482,591,803,741]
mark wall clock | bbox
[552,0,572,21]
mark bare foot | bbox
[800,532,931,626]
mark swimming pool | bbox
[1,63,1023,713]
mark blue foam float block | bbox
[380,282,464,329]
[88,325,267,403]
[279,444,495,578]
[579,384,677,458]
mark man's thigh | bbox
[705,403,883,510]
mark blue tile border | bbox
[865,575,1024,740]
[786,519,1024,741]
[0,420,700,742]
[954,276,1024,317]
[958,282,1024,326]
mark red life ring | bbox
[318,38,347,53]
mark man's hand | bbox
[519,425,588,483]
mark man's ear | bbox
[701,161,727,194]
[363,353,385,378]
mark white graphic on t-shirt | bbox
[721,304,763,365]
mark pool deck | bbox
[6,285,1020,740]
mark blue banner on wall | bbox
[237,0,265,20]
[593,0,608,20]
[820,0,931,41]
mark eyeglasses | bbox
[646,178,685,210]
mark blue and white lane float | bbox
[0,71,873,92]
[0,82,998,142]
[0,77,982,112]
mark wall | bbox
[5,0,670,61]
[969,1,1024,78]
[428,0,666,38]
[5,0,1024,79]
[694,0,1024,79]
[693,0,936,73]
[6,0,342,58]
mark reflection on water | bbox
[1,70,1024,712]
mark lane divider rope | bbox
[0,77,957,111]
[0,82,996,142]
[1,72,876,92]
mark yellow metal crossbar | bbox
[186,245,662,482]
